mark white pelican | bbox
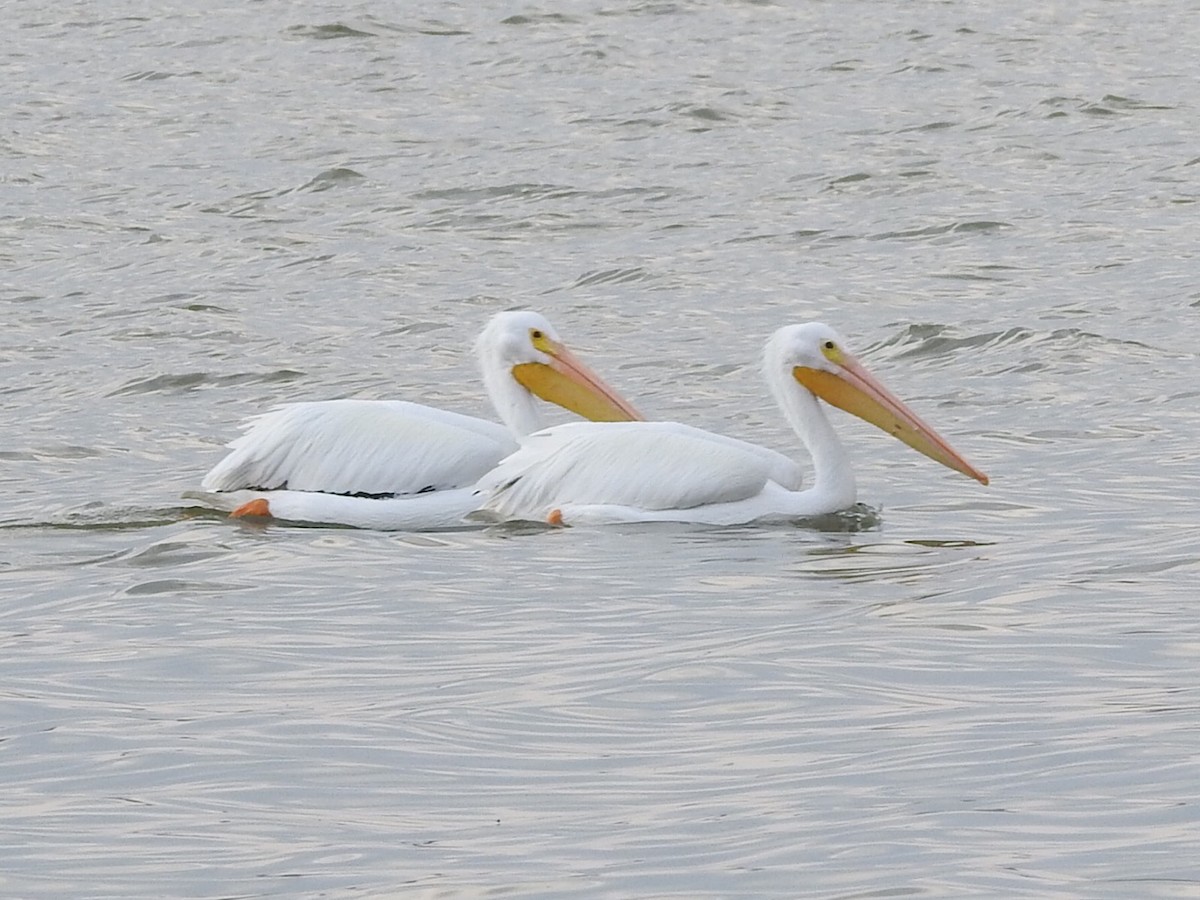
[477,322,988,526]
[190,310,643,529]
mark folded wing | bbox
[478,421,795,521]
[202,399,515,496]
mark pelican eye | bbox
[820,339,843,363]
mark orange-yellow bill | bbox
[512,339,643,423]
[794,355,988,484]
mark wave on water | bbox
[0,498,886,537]
[871,323,1170,363]
[0,505,203,533]
[793,502,882,533]
[106,369,307,397]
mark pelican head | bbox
[477,310,642,434]
[770,322,988,484]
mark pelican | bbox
[477,322,988,526]
[190,310,642,529]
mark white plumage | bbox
[478,322,988,527]
[190,310,641,528]
[479,422,794,518]
[202,400,512,496]
[196,484,488,531]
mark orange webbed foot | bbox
[230,498,272,519]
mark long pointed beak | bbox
[794,355,988,485]
[512,340,643,423]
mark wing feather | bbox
[666,426,803,491]
[202,399,515,495]
[479,421,787,520]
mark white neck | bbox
[479,353,542,437]
[764,355,857,516]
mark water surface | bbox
[3,1,1199,897]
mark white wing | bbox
[685,426,803,490]
[478,421,795,520]
[202,399,515,496]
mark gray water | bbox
[3,1,1198,897]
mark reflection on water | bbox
[4,0,1200,896]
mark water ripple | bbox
[4,0,1198,896]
